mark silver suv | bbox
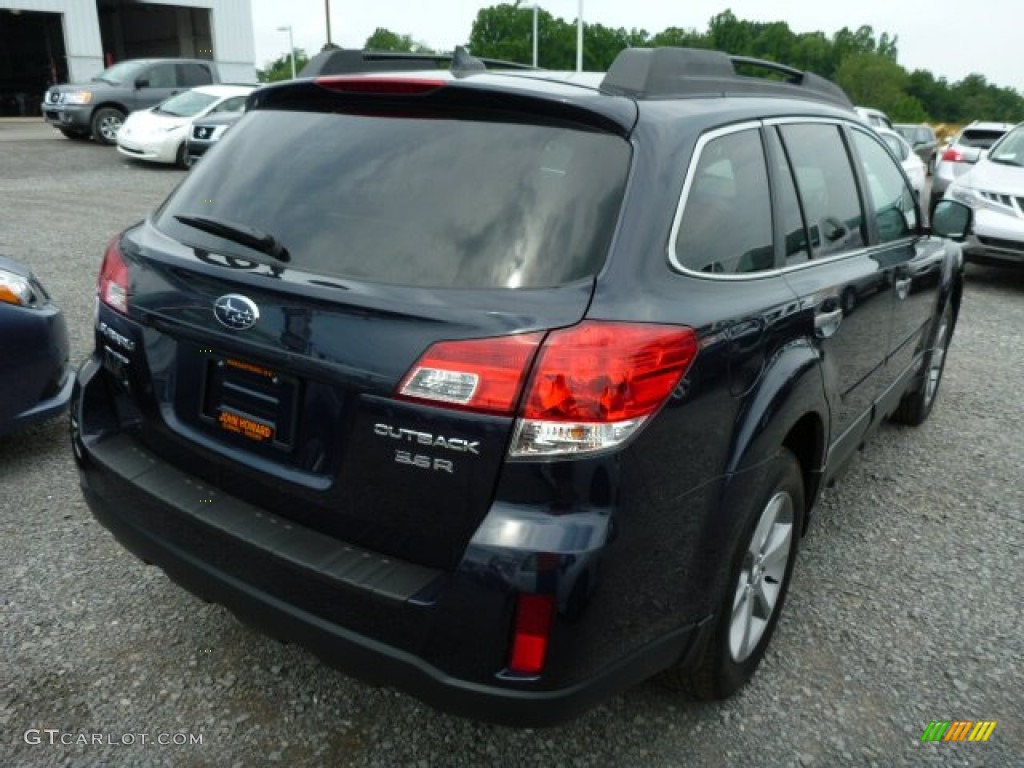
[932,121,1014,210]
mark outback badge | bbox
[213,294,259,330]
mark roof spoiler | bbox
[298,47,536,79]
[600,48,852,108]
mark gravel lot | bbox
[2,119,1022,767]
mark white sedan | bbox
[876,128,926,199]
[116,84,254,167]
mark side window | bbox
[881,133,908,162]
[778,124,865,258]
[146,63,176,89]
[674,128,775,274]
[852,130,918,243]
[211,96,247,113]
[765,129,810,265]
[178,63,214,87]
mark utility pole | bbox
[532,3,539,68]
[576,0,583,71]
[325,0,333,47]
[277,26,295,79]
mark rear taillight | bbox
[941,147,963,163]
[97,237,129,314]
[397,332,545,415]
[397,322,698,458]
[507,593,556,676]
[513,322,698,458]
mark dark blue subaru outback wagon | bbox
[72,48,971,725]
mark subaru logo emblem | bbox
[213,294,259,330]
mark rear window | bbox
[156,110,631,289]
[959,129,1006,149]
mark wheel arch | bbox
[90,101,129,121]
[726,338,829,523]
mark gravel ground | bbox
[2,120,1022,767]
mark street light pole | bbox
[532,3,538,68]
[325,0,333,47]
[576,0,583,71]
[277,26,295,79]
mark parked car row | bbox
[42,58,253,168]
[943,121,1024,267]
[116,84,253,167]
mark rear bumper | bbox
[72,355,709,726]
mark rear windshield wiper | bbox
[174,214,290,262]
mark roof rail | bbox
[299,47,536,79]
[600,47,852,108]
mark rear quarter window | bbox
[156,110,631,289]
[673,128,775,275]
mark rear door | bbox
[121,94,633,570]
[770,121,898,468]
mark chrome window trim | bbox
[667,116,918,282]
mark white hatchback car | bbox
[116,84,254,167]
[876,128,926,200]
[945,122,1024,266]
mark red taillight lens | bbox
[396,322,698,457]
[97,237,129,314]
[397,332,545,416]
[941,147,963,163]
[315,77,447,95]
[508,593,555,676]
[521,322,698,422]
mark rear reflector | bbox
[97,237,129,314]
[508,593,555,676]
[397,332,545,416]
[315,77,447,95]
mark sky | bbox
[250,0,1023,90]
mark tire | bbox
[90,107,125,145]
[175,142,187,169]
[662,448,804,699]
[59,128,90,140]
[891,302,953,426]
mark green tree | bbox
[708,10,754,55]
[364,27,431,53]
[257,48,310,83]
[836,53,926,121]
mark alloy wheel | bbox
[729,491,794,663]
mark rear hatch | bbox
[116,76,634,570]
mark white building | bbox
[0,0,255,116]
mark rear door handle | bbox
[814,308,843,339]
[895,277,912,300]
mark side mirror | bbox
[931,200,972,241]
[135,77,150,89]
